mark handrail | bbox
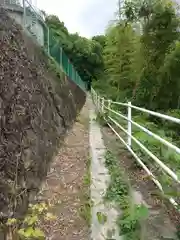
[108,116,180,183]
[93,88,180,123]
[104,105,180,156]
[106,117,178,208]
[91,88,180,209]
[130,104,180,124]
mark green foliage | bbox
[18,227,44,239]
[103,22,137,102]
[104,150,148,239]
[92,35,106,48]
[44,1,180,114]
[129,113,180,203]
[79,157,92,226]
[124,0,158,23]
[96,212,107,225]
[134,0,180,109]
[92,2,180,237]
[105,151,129,209]
[94,0,180,113]
[95,112,108,126]
[7,202,57,239]
[118,204,148,239]
[47,55,64,80]
[102,97,180,209]
[162,110,180,139]
[79,199,92,226]
[46,15,68,35]
[93,0,180,205]
[45,15,104,84]
[155,42,180,110]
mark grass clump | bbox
[95,112,108,127]
[104,150,148,240]
[79,156,92,226]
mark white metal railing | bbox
[91,88,180,209]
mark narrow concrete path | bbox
[89,98,121,240]
[37,97,122,239]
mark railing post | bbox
[127,102,132,147]
[93,90,95,103]
[101,97,105,113]
[108,99,111,109]
[107,99,111,115]
[91,89,94,101]
[97,96,100,112]
[95,92,97,106]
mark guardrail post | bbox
[91,89,94,102]
[97,96,100,112]
[107,99,111,115]
[108,99,111,109]
[101,97,105,113]
[127,102,132,146]
[95,93,97,107]
[93,91,96,104]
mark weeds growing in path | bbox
[104,150,149,240]
[79,156,92,226]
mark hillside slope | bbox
[0,7,86,224]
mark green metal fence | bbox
[47,28,85,90]
[3,0,86,91]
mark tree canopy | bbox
[45,0,180,112]
[93,0,180,111]
[45,15,104,83]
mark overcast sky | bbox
[36,0,118,38]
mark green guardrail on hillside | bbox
[48,29,86,91]
[5,0,86,91]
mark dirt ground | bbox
[38,101,90,240]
